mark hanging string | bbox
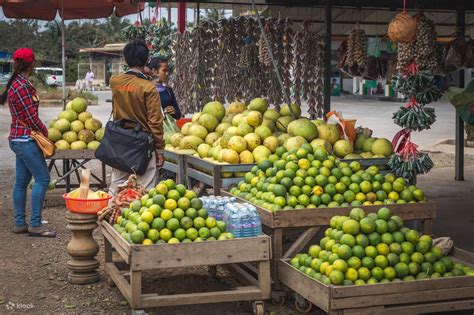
[402,0,407,15]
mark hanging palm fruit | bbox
[389,129,433,179]
[392,98,436,131]
[258,21,272,66]
[413,12,438,72]
[281,18,294,110]
[292,22,305,106]
[344,25,368,76]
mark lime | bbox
[179,217,193,230]
[352,245,365,259]
[131,230,145,244]
[198,208,208,219]
[198,227,211,239]
[308,245,322,258]
[368,232,381,246]
[374,219,388,234]
[408,262,421,275]
[340,234,356,247]
[173,208,185,220]
[376,243,390,256]
[360,218,376,234]
[329,270,344,285]
[333,259,348,273]
[375,255,388,268]
[347,257,361,269]
[371,267,384,281]
[342,219,360,235]
[365,246,377,258]
[439,257,454,272]
[416,241,431,254]
[337,245,352,260]
[381,233,394,245]
[405,229,420,244]
[357,267,371,281]
[345,268,358,282]
[383,266,396,280]
[137,222,150,234]
[389,242,402,255]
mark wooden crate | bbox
[185,155,255,195]
[100,221,272,311]
[279,248,474,314]
[222,191,437,291]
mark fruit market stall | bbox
[278,207,474,314]
[45,97,106,192]
[97,177,271,313]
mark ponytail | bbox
[0,59,33,104]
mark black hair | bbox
[146,56,169,70]
[123,39,149,68]
[0,59,33,104]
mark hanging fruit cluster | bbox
[413,13,438,71]
[343,25,368,76]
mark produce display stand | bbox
[340,157,389,169]
[185,155,255,195]
[279,247,474,314]
[100,221,271,313]
[47,149,106,192]
[222,192,437,293]
[161,150,186,184]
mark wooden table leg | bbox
[272,228,283,289]
[258,260,271,299]
[130,270,142,309]
[104,238,112,263]
[422,219,433,235]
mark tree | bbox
[200,9,225,21]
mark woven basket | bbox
[388,13,417,43]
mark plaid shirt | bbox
[8,74,47,140]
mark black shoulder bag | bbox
[95,71,155,175]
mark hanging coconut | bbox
[388,13,417,43]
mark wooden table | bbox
[100,221,271,314]
[47,149,106,192]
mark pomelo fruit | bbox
[48,119,58,128]
[70,140,87,150]
[280,103,301,117]
[205,132,220,146]
[188,124,208,140]
[55,139,70,150]
[78,129,95,143]
[202,101,225,121]
[255,125,272,140]
[371,138,394,157]
[263,136,278,153]
[276,116,292,132]
[248,98,268,114]
[263,109,280,121]
[198,113,219,131]
[287,118,318,141]
[71,97,88,113]
[181,122,192,135]
[222,149,240,164]
[87,140,100,150]
[228,136,247,153]
[62,131,78,143]
[239,150,254,163]
[59,109,78,122]
[216,122,231,135]
[227,126,239,135]
[246,111,263,127]
[277,133,291,146]
[232,113,246,127]
[243,133,261,150]
[192,112,202,123]
[170,133,184,147]
[261,118,275,132]
[220,133,233,148]
[237,123,253,136]
[227,101,246,114]
[197,143,212,158]
[47,128,62,142]
[70,120,84,133]
[53,118,71,133]
[253,145,271,163]
[84,118,102,132]
[362,138,377,152]
[354,134,368,151]
[310,138,332,153]
[317,124,340,144]
[179,135,204,150]
[333,139,354,158]
[78,111,92,123]
[284,136,307,152]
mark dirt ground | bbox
[0,152,473,314]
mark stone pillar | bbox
[66,212,100,284]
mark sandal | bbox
[28,226,56,238]
[12,225,29,234]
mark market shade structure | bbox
[0,0,144,106]
[0,0,142,20]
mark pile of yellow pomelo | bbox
[291,207,474,285]
[113,179,233,244]
[231,143,424,212]
[166,99,394,168]
[47,97,104,150]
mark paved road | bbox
[0,91,458,170]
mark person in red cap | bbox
[1,48,56,238]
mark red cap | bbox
[13,48,35,63]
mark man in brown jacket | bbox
[108,40,165,195]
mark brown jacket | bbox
[110,72,164,151]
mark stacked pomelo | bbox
[48,97,104,150]
[113,179,233,244]
[291,207,474,285]
[231,144,425,212]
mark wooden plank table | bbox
[47,149,106,192]
[100,221,271,313]
[161,150,186,184]
[279,248,474,314]
[222,191,437,293]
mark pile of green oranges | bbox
[113,179,233,244]
[231,144,426,212]
[291,207,474,285]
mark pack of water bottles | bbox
[200,196,236,221]
[200,196,262,238]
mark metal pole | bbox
[323,0,332,115]
[178,0,186,33]
[455,8,465,181]
[61,0,66,109]
[196,2,200,26]
[250,0,294,118]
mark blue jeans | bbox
[9,141,50,228]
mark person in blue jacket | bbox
[146,57,182,120]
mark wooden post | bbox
[455,8,465,181]
[178,0,186,34]
[323,0,332,115]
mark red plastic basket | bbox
[63,193,112,214]
[177,118,192,129]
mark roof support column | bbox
[455,7,465,181]
[323,0,332,116]
[178,0,186,33]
